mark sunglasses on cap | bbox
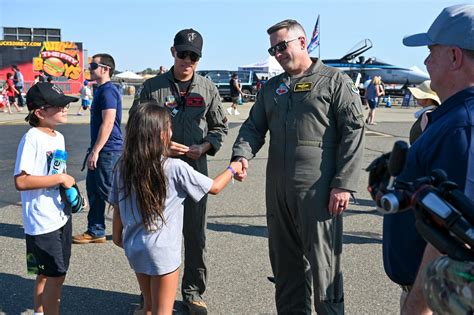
[268,37,300,56]
[89,62,110,70]
[176,51,200,62]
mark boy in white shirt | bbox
[14,83,79,315]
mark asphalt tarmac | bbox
[0,96,419,314]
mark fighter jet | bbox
[323,39,429,86]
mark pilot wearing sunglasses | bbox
[132,28,228,315]
[231,19,365,314]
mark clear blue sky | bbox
[0,0,465,73]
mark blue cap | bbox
[84,80,89,85]
[403,4,474,50]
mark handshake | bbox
[170,141,249,182]
[228,159,247,181]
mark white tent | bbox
[238,56,283,77]
[115,71,143,80]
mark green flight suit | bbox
[133,68,228,303]
[232,59,365,314]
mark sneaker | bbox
[77,112,85,116]
[72,232,106,244]
[185,300,208,315]
[234,109,240,115]
[226,107,233,115]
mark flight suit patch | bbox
[165,95,178,108]
[186,97,205,107]
[276,83,289,95]
[293,82,313,92]
[348,82,360,94]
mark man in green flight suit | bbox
[133,28,228,315]
[232,19,365,314]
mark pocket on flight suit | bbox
[343,102,365,129]
[186,105,207,143]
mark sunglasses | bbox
[268,37,299,56]
[176,51,200,62]
[41,104,70,110]
[89,62,110,70]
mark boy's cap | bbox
[26,83,79,111]
[403,4,474,50]
[173,29,203,57]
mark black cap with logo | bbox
[26,83,79,111]
[173,29,203,57]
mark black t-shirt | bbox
[229,78,240,97]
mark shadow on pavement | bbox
[207,222,382,245]
[0,222,24,240]
[0,273,139,315]
[343,231,382,244]
[207,222,268,238]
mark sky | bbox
[0,0,466,73]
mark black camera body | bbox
[366,141,474,261]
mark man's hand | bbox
[169,141,189,157]
[186,142,211,160]
[186,144,205,160]
[87,150,99,170]
[234,158,248,182]
[328,188,351,216]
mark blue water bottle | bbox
[48,150,68,175]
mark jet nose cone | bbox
[407,67,430,84]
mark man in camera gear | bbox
[380,4,474,314]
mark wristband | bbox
[226,166,236,176]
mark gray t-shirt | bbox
[109,158,213,275]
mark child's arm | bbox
[112,204,123,248]
[208,162,243,195]
[14,171,75,191]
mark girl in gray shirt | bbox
[110,102,241,315]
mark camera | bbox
[366,141,474,261]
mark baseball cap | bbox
[408,80,440,105]
[26,83,79,111]
[173,29,203,57]
[403,4,474,50]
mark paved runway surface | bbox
[0,96,419,314]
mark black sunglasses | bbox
[176,51,200,62]
[89,62,110,70]
[268,37,299,56]
[41,104,70,110]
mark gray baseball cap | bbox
[403,4,474,50]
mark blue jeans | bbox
[86,151,121,237]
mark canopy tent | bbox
[238,56,283,77]
[114,71,143,80]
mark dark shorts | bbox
[8,96,15,103]
[25,217,72,277]
[367,99,377,109]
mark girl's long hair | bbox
[120,101,171,232]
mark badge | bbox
[276,83,288,95]
[165,95,177,108]
[170,108,179,117]
[349,82,360,94]
[186,97,205,107]
[294,82,313,92]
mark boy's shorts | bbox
[25,217,72,277]
[8,96,16,103]
[81,99,91,110]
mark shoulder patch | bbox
[348,81,359,94]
